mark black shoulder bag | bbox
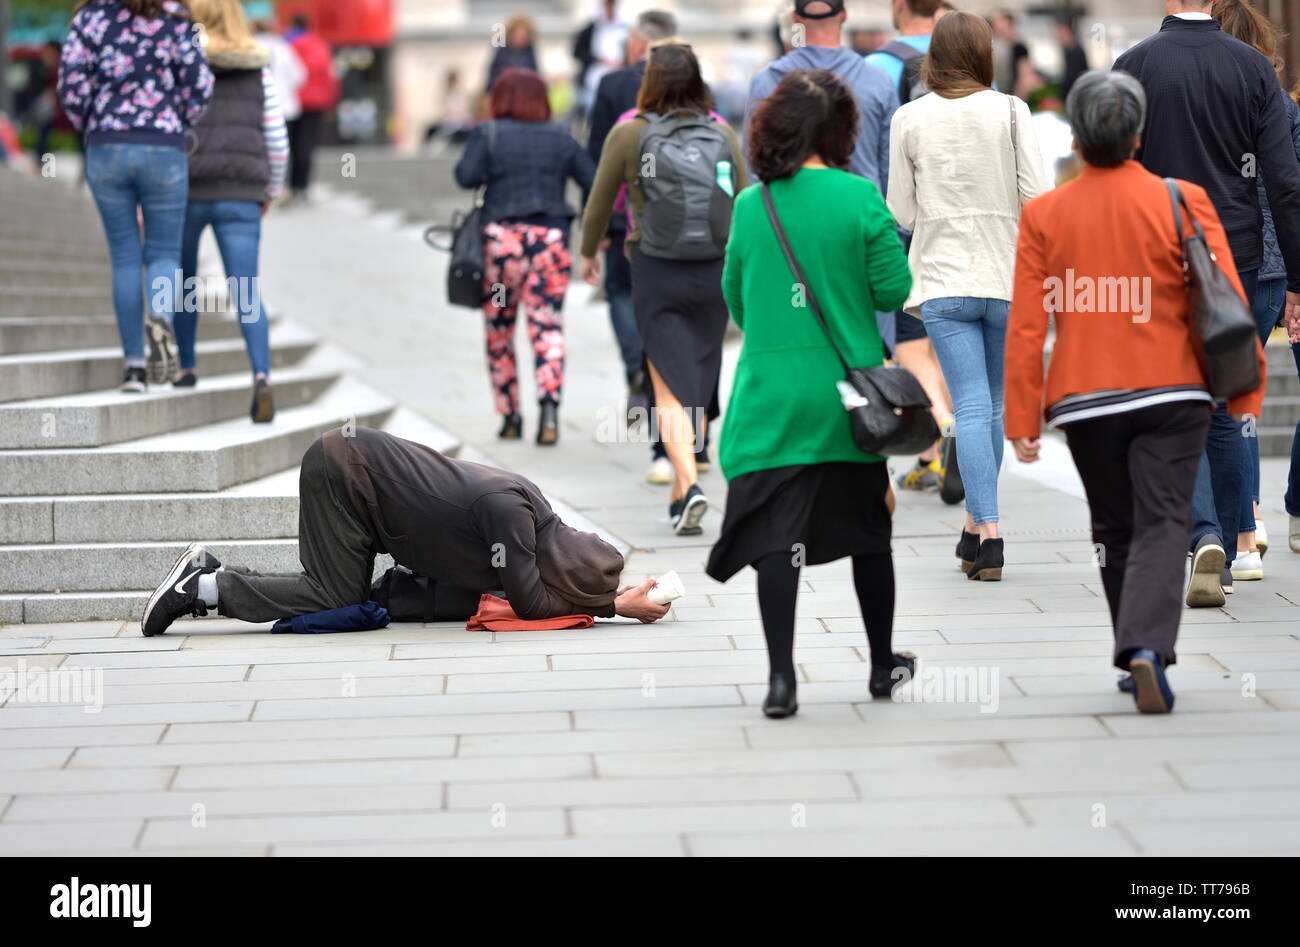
[425,122,496,308]
[760,183,939,456]
[1164,178,1260,401]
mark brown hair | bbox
[1213,0,1284,77]
[636,43,715,116]
[904,0,944,16]
[922,9,994,98]
[748,70,858,181]
[74,0,186,19]
[489,68,551,122]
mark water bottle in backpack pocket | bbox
[632,112,738,260]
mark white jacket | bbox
[887,89,1050,318]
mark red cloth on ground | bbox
[465,594,594,631]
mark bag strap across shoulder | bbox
[1164,177,1211,279]
[760,182,852,375]
[1007,94,1022,210]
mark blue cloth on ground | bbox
[270,601,390,634]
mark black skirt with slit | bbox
[706,461,892,583]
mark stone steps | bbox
[0,320,307,401]
[0,349,340,448]
[0,284,116,318]
[0,373,397,497]
[0,313,249,356]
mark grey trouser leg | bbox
[216,438,376,623]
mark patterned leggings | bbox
[481,221,570,414]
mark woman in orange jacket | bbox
[1004,71,1266,714]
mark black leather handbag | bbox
[1165,178,1260,401]
[424,122,495,308]
[370,566,438,622]
[761,184,939,456]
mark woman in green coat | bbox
[705,69,916,718]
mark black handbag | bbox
[760,183,939,456]
[370,566,438,622]
[1165,178,1260,401]
[424,122,495,308]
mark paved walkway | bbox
[2,194,1298,856]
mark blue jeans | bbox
[1242,276,1286,524]
[84,143,188,364]
[1191,268,1257,562]
[1288,342,1300,516]
[177,200,269,377]
[921,296,1009,525]
[604,231,642,381]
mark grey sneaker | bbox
[1186,534,1226,608]
[1290,515,1300,553]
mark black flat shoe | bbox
[956,529,979,572]
[172,371,197,388]
[966,537,1004,581]
[869,652,918,699]
[762,674,798,718]
[537,401,558,445]
[498,412,522,439]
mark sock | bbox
[756,552,800,680]
[198,569,220,607]
[125,357,147,370]
[853,552,896,669]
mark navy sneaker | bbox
[1127,648,1175,714]
[141,544,221,637]
[670,484,708,535]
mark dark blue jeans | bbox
[84,143,188,364]
[177,199,270,377]
[1191,268,1257,563]
[605,230,642,381]
[1288,341,1300,516]
[1242,276,1286,525]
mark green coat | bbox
[719,167,912,480]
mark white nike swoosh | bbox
[174,570,200,596]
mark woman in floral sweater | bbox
[58,0,213,392]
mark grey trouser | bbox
[216,438,376,622]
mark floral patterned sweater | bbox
[57,0,213,149]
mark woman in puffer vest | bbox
[175,0,289,422]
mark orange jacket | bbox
[1005,160,1266,439]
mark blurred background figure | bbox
[573,0,629,119]
[253,18,305,138]
[488,14,539,93]
[715,29,767,128]
[18,40,61,159]
[284,13,339,203]
[990,9,1034,99]
[849,27,892,56]
[1055,16,1088,102]
[425,69,474,149]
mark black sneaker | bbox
[670,484,708,535]
[250,377,275,423]
[141,543,222,637]
[145,313,178,385]
[939,432,964,505]
[120,367,147,393]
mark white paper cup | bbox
[647,570,685,605]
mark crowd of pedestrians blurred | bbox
[448,0,1300,717]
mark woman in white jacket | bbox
[887,9,1049,582]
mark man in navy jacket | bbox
[1114,1,1300,604]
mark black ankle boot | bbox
[537,401,558,445]
[498,412,522,439]
[956,529,979,571]
[966,537,1004,581]
[869,652,917,699]
[762,673,798,718]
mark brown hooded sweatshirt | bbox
[321,428,622,619]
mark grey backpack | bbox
[632,111,738,260]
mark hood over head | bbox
[534,517,623,612]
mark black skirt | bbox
[706,462,892,583]
[629,242,729,421]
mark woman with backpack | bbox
[454,68,595,445]
[58,0,214,392]
[580,43,748,535]
[175,0,289,423]
[886,11,1049,581]
[705,69,915,718]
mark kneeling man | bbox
[142,427,668,635]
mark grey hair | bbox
[636,10,677,42]
[1065,70,1147,167]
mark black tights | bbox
[755,551,895,680]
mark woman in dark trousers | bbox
[454,68,595,445]
[1005,71,1266,713]
[705,70,916,718]
[579,44,748,535]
